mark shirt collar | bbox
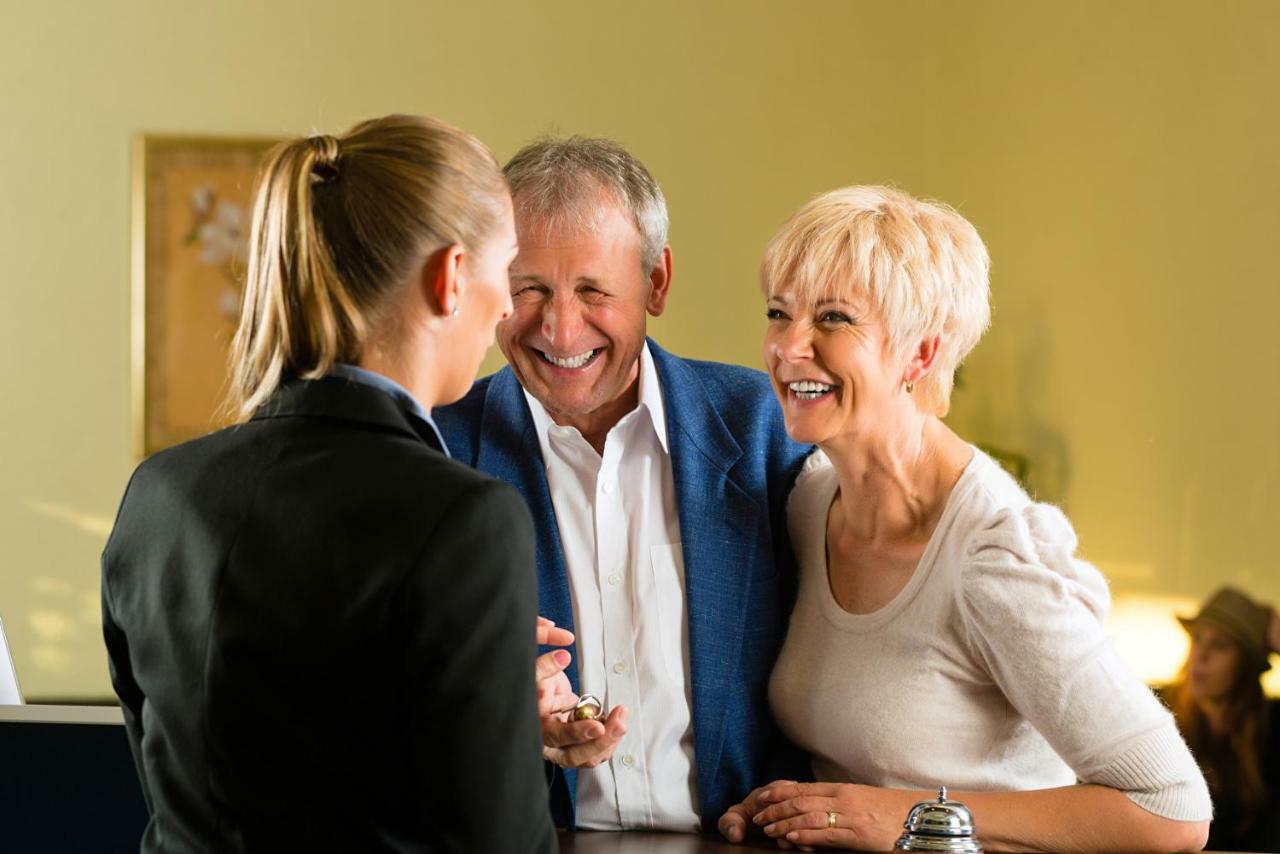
[523,342,669,462]
[636,342,669,452]
[328,363,450,457]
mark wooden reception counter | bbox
[559,831,779,852]
[557,831,1251,854]
[0,707,1247,853]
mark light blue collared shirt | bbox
[328,363,450,458]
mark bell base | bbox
[894,835,982,853]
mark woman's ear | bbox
[418,244,466,317]
[905,335,942,384]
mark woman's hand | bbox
[749,782,916,851]
[534,617,577,718]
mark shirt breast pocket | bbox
[649,542,688,684]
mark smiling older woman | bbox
[718,186,1212,852]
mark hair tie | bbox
[308,134,341,184]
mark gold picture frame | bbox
[130,134,278,459]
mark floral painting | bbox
[132,135,278,458]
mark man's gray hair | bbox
[503,136,669,272]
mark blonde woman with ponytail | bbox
[101,115,556,854]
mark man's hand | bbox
[719,782,796,848]
[542,705,629,769]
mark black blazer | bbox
[102,377,556,854]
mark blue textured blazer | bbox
[435,339,811,831]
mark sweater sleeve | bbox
[955,503,1212,821]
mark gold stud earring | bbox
[905,380,914,394]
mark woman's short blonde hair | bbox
[761,185,991,416]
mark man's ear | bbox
[645,245,673,317]
[905,335,942,384]
[419,244,466,317]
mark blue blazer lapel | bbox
[650,341,763,812]
[475,370,578,687]
[474,368,582,818]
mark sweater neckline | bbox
[814,445,986,632]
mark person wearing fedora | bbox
[1163,586,1280,852]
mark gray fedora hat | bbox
[1178,586,1273,674]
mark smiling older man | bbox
[435,137,809,833]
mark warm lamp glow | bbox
[1104,594,1198,686]
[1105,593,1280,697]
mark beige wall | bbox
[2,1,1277,699]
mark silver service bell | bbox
[893,786,983,853]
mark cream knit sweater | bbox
[769,448,1212,821]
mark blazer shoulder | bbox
[435,373,494,423]
[426,472,534,544]
[434,372,501,460]
[657,350,809,476]
[374,433,511,506]
[121,422,265,499]
[668,355,776,406]
[122,416,506,531]
[420,451,508,496]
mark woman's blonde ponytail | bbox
[226,115,506,421]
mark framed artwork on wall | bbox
[130,134,278,459]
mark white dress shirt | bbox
[524,343,700,831]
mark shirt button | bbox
[607,573,622,586]
[612,660,628,674]
[621,753,636,767]
[601,480,614,495]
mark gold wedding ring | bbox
[827,811,838,829]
